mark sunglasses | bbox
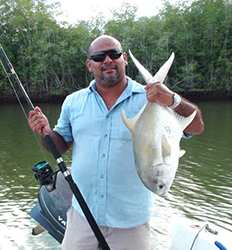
[89,49,122,62]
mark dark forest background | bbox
[1,0,232,101]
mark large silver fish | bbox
[121,51,196,196]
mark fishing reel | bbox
[32,161,57,192]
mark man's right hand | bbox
[28,106,51,136]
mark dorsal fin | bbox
[121,104,146,133]
[171,110,197,131]
[129,50,175,85]
[180,110,197,131]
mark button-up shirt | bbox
[54,77,152,228]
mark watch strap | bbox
[169,93,181,109]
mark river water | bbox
[0,101,231,249]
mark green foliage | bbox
[0,0,232,98]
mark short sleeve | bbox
[53,96,73,142]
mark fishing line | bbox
[0,48,34,109]
[0,45,47,158]
[3,69,28,119]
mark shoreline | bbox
[0,90,232,104]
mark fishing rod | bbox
[0,45,110,250]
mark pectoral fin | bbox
[161,135,171,158]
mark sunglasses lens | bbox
[110,52,122,60]
[90,50,122,62]
[90,54,106,62]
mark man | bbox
[28,35,204,250]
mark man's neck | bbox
[96,77,128,109]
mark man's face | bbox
[86,38,128,87]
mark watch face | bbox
[170,93,181,109]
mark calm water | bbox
[0,101,231,249]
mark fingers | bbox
[28,106,51,135]
[145,82,158,100]
[145,82,174,106]
[144,82,157,91]
[28,106,40,120]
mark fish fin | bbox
[129,50,175,85]
[151,52,175,84]
[121,104,146,133]
[129,50,153,83]
[179,149,186,158]
[175,110,197,131]
[161,135,171,158]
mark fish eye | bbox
[159,184,164,190]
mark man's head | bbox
[86,35,128,88]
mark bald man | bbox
[28,35,204,250]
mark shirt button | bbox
[101,194,104,198]
[104,134,108,138]
[100,174,104,179]
[102,153,106,158]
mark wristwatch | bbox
[169,93,181,109]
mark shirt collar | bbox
[88,76,145,95]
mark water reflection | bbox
[0,102,231,249]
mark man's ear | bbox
[86,59,92,73]
[123,52,128,66]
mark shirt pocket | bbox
[70,112,105,142]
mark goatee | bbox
[100,66,120,87]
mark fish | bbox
[121,51,196,196]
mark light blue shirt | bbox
[54,77,153,228]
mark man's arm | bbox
[145,83,204,135]
[41,130,72,154]
[174,97,204,135]
[28,106,72,154]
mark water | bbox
[0,101,231,249]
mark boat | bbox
[30,169,232,249]
[170,218,231,250]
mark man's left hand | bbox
[145,82,174,106]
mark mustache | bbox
[101,65,118,71]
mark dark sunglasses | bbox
[89,49,122,62]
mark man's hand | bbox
[28,106,51,136]
[144,83,204,135]
[145,82,174,107]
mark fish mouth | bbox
[144,175,168,196]
[155,187,168,197]
[151,164,173,196]
[144,181,167,196]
